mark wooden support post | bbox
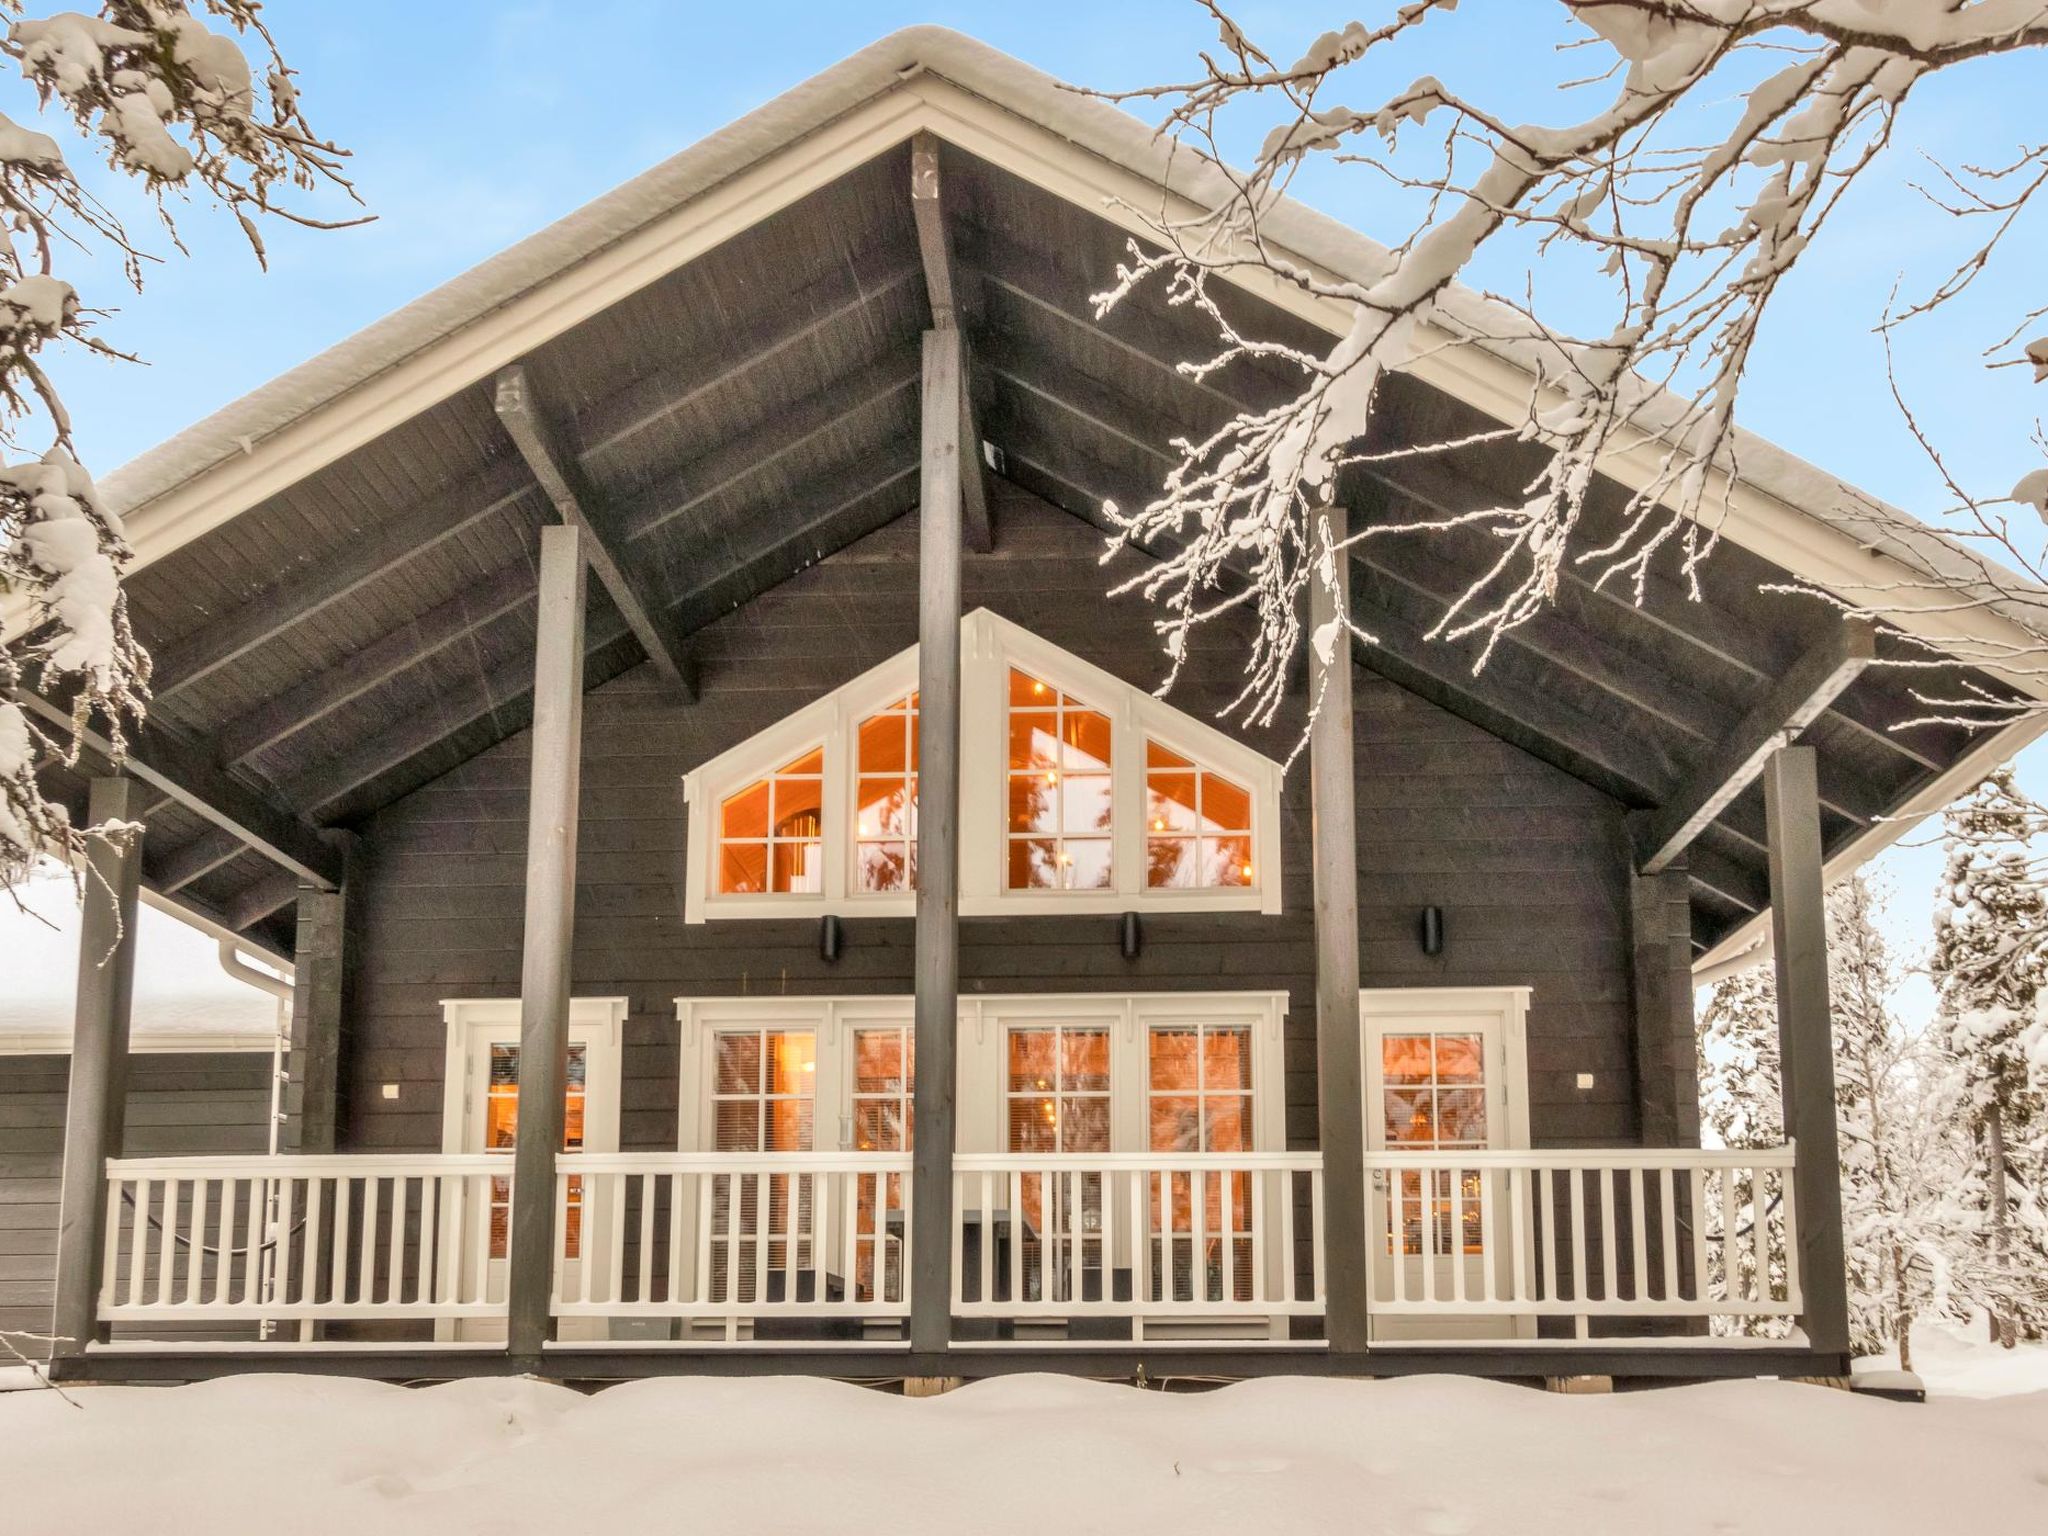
[1763,746,1850,1359]
[50,777,144,1359]
[1311,512,1370,1354]
[1628,863,1701,1148]
[507,524,587,1358]
[910,327,963,1356]
[287,833,360,1154]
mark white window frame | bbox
[675,991,1288,1157]
[1358,986,1533,1153]
[680,609,1285,922]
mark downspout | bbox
[220,940,292,1339]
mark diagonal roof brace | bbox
[910,130,993,554]
[1633,617,1879,875]
[493,363,695,698]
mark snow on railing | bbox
[950,1152,1325,1338]
[99,1155,507,1324]
[1362,1146,1800,1334]
[553,1153,914,1337]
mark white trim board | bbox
[679,608,1286,922]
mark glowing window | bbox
[1150,1021,1254,1301]
[854,693,918,893]
[1144,741,1253,889]
[1381,1031,1487,1257]
[1005,1024,1111,1153]
[1006,668,1113,891]
[711,1028,816,1151]
[717,748,823,895]
[485,1042,586,1260]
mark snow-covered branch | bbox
[1093,1,2048,731]
[0,2,362,894]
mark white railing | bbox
[554,1153,914,1335]
[951,1152,1324,1337]
[100,1154,507,1324]
[1362,1146,1800,1335]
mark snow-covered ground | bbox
[3,1367,2047,1534]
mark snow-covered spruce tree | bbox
[0,3,360,896]
[1092,3,2048,733]
[1699,873,1975,1365]
[1931,765,2048,1345]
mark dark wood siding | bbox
[0,1050,272,1353]
[340,491,1639,1161]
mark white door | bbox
[1361,989,1528,1341]
[440,1000,622,1341]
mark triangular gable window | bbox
[682,610,1283,922]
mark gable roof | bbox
[29,26,2045,969]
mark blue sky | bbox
[15,1,2047,1016]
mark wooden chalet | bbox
[17,28,2048,1386]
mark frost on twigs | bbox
[1088,1,2048,742]
[0,3,362,897]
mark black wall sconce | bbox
[819,913,843,963]
[1119,910,1143,961]
[1419,905,1445,957]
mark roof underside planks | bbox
[96,129,2022,964]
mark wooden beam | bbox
[226,867,301,932]
[494,364,691,695]
[508,524,587,1358]
[150,459,533,697]
[1763,747,1851,1358]
[911,132,992,553]
[1309,505,1370,1354]
[1685,842,1770,915]
[51,778,143,1360]
[216,560,536,767]
[157,825,246,893]
[14,688,342,888]
[910,327,963,1356]
[286,837,358,1155]
[1635,620,1877,873]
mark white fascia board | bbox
[1690,708,2048,975]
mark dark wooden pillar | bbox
[287,833,359,1154]
[910,326,963,1355]
[1309,509,1370,1353]
[507,523,587,1358]
[1628,863,1700,1147]
[1762,746,1850,1359]
[51,777,144,1359]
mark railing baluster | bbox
[185,1177,209,1306]
[155,1178,180,1308]
[1628,1167,1647,1305]
[127,1175,151,1309]
[301,1176,324,1308]
[1658,1167,1677,1304]
[1476,1166,1496,1304]
[1719,1164,1740,1304]
[1598,1168,1618,1306]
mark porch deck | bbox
[84,1143,1801,1372]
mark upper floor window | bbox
[1006,668,1113,892]
[717,747,824,895]
[855,693,918,893]
[681,610,1284,922]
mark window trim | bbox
[1359,986,1532,1153]
[680,609,1285,923]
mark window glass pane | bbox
[1148,772,1199,834]
[715,1032,761,1093]
[1147,739,1192,772]
[1203,1094,1248,1151]
[768,1031,816,1094]
[1207,833,1253,888]
[1010,668,1054,707]
[858,709,908,775]
[1435,1087,1486,1145]
[1008,838,1059,890]
[1202,1027,1252,1091]
[1147,837,1197,890]
[772,774,822,836]
[1061,710,1112,772]
[1150,1095,1200,1152]
[1008,774,1057,835]
[714,1099,762,1151]
[1009,711,1058,771]
[780,748,823,777]
[1149,1028,1199,1092]
[1008,1029,1056,1091]
[720,781,768,841]
[1203,775,1252,833]
[1063,839,1113,890]
[1384,1087,1435,1144]
[1064,1095,1111,1151]
[772,840,822,894]
[1059,775,1113,836]
[719,843,768,895]
[856,778,910,839]
[1434,1034,1485,1083]
[856,841,907,893]
[1381,1035,1435,1085]
[1060,1028,1111,1092]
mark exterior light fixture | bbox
[1420,905,1445,956]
